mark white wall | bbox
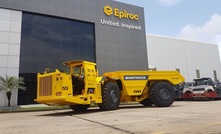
[147,34,221,82]
[0,8,22,107]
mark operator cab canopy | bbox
[63,60,96,66]
[63,60,97,75]
[64,60,84,66]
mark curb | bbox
[0,105,69,113]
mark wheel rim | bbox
[110,90,118,103]
[159,88,170,100]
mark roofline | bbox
[146,34,217,46]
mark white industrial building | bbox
[147,34,221,82]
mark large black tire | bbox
[139,98,153,107]
[99,82,120,111]
[69,104,90,112]
[150,82,175,107]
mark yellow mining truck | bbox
[35,60,185,111]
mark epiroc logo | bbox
[104,5,113,16]
[103,5,139,21]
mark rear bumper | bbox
[35,97,66,105]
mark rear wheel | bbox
[139,98,153,107]
[150,81,175,107]
[69,104,90,112]
[206,90,216,101]
[182,91,193,101]
[99,82,120,111]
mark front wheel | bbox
[99,82,120,111]
[150,82,175,107]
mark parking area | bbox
[1,101,221,134]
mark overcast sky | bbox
[115,0,221,59]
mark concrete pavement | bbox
[0,101,221,134]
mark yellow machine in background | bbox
[35,60,185,111]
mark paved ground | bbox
[1,101,221,134]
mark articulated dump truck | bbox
[35,60,185,111]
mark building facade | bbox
[0,0,147,106]
[147,34,221,82]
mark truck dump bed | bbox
[103,70,185,96]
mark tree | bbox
[0,75,26,106]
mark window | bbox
[18,12,95,104]
[213,70,218,82]
[73,66,81,75]
[175,68,180,73]
[196,69,200,78]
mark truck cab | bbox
[64,60,100,96]
[35,60,102,107]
